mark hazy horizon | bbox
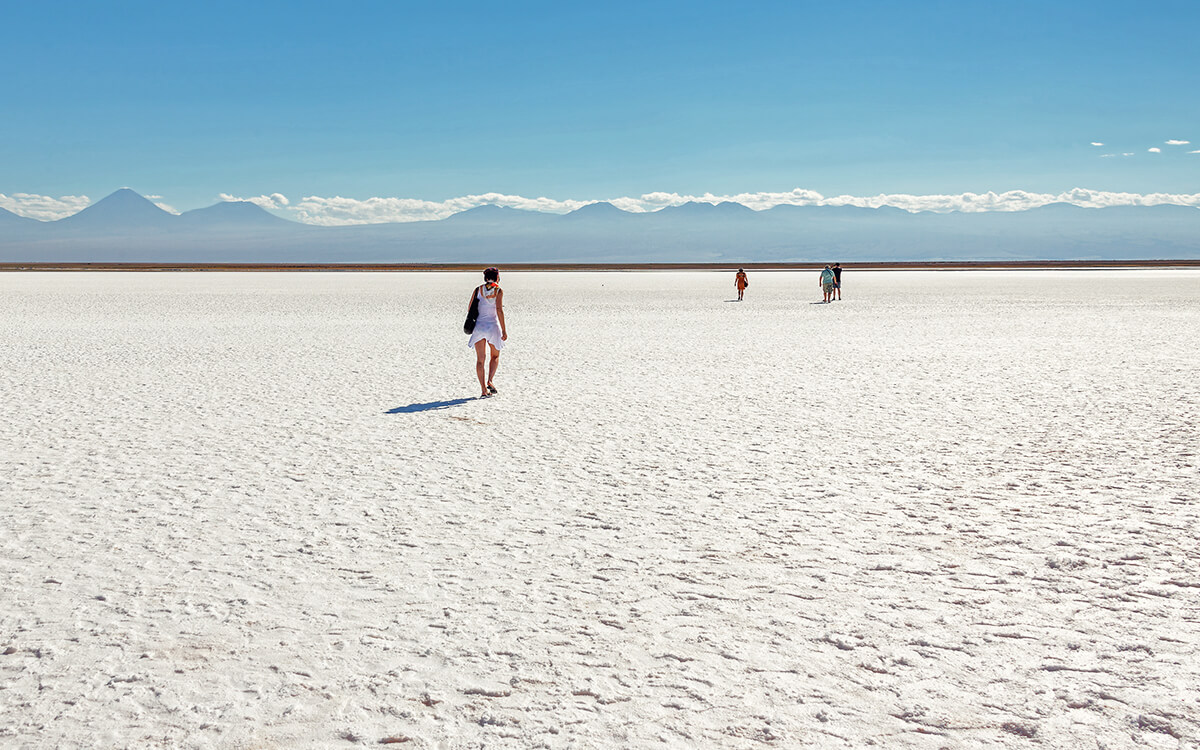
[5,186,1200,227]
[5,187,1200,264]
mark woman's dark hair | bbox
[483,267,500,282]
[738,267,744,273]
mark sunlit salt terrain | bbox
[1,270,1198,749]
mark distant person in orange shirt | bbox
[735,268,749,301]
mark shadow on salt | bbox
[386,397,477,414]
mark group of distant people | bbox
[819,263,843,303]
[464,264,845,399]
[734,263,843,303]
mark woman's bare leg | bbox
[474,339,488,396]
[487,344,500,389]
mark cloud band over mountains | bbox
[0,193,92,222]
[170,188,1200,225]
[6,187,1200,225]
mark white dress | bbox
[468,284,505,350]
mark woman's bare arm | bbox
[497,289,507,340]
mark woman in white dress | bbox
[467,267,507,398]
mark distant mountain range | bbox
[2,188,1199,262]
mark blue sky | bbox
[3,0,1198,221]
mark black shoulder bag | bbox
[464,286,481,334]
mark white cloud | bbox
[217,192,598,226]
[1123,152,1134,156]
[145,196,180,214]
[212,187,1200,225]
[1190,150,1200,154]
[1165,140,1190,145]
[1148,147,1162,153]
[1090,142,1104,146]
[0,192,91,221]
[218,192,290,210]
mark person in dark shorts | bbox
[832,262,842,301]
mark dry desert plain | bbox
[1,269,1198,748]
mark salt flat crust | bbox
[1,270,1198,748]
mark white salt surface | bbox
[1,270,1198,749]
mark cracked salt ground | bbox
[1,269,1198,748]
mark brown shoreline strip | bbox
[1,260,1199,272]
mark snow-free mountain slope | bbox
[55,188,175,229]
[0,207,38,225]
[177,201,301,229]
[560,202,632,220]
